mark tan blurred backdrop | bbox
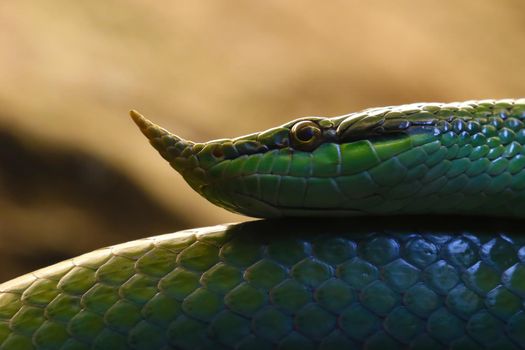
[0,0,524,280]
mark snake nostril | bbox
[212,146,224,158]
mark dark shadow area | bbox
[227,215,525,239]
[0,127,190,280]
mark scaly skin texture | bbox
[2,217,525,350]
[131,99,525,218]
[3,100,525,350]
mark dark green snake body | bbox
[2,218,525,349]
[2,99,525,349]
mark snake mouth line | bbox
[229,191,366,218]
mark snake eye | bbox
[291,121,322,150]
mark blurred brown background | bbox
[0,1,524,281]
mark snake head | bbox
[130,109,414,218]
[130,110,288,216]
[131,111,345,217]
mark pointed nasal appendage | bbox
[130,110,172,139]
[129,110,196,164]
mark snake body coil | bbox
[2,99,525,349]
[2,218,525,349]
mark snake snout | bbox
[130,110,196,168]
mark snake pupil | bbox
[297,126,315,141]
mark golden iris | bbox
[291,121,322,150]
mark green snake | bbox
[131,98,525,218]
[2,99,525,349]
